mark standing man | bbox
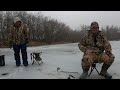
[8,17,29,66]
[78,21,115,79]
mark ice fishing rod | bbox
[57,67,79,79]
[57,67,78,74]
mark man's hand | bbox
[85,47,99,54]
[92,48,99,53]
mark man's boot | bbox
[99,64,112,79]
[79,68,89,79]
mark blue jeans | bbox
[13,44,28,66]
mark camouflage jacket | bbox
[78,30,112,54]
[8,24,29,45]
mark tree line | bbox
[0,11,120,47]
[76,25,120,41]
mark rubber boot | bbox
[79,68,89,79]
[99,64,112,79]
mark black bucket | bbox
[0,55,5,66]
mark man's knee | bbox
[102,53,115,65]
[81,54,93,67]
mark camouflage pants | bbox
[81,52,115,70]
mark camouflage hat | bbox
[90,21,99,28]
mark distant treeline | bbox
[76,25,120,41]
[0,11,120,46]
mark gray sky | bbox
[29,11,120,30]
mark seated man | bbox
[78,21,115,79]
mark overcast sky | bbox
[29,11,120,30]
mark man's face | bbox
[15,21,21,27]
[91,26,99,34]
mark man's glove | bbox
[85,47,99,54]
[92,48,99,53]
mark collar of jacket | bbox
[87,30,101,37]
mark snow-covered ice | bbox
[0,41,119,79]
